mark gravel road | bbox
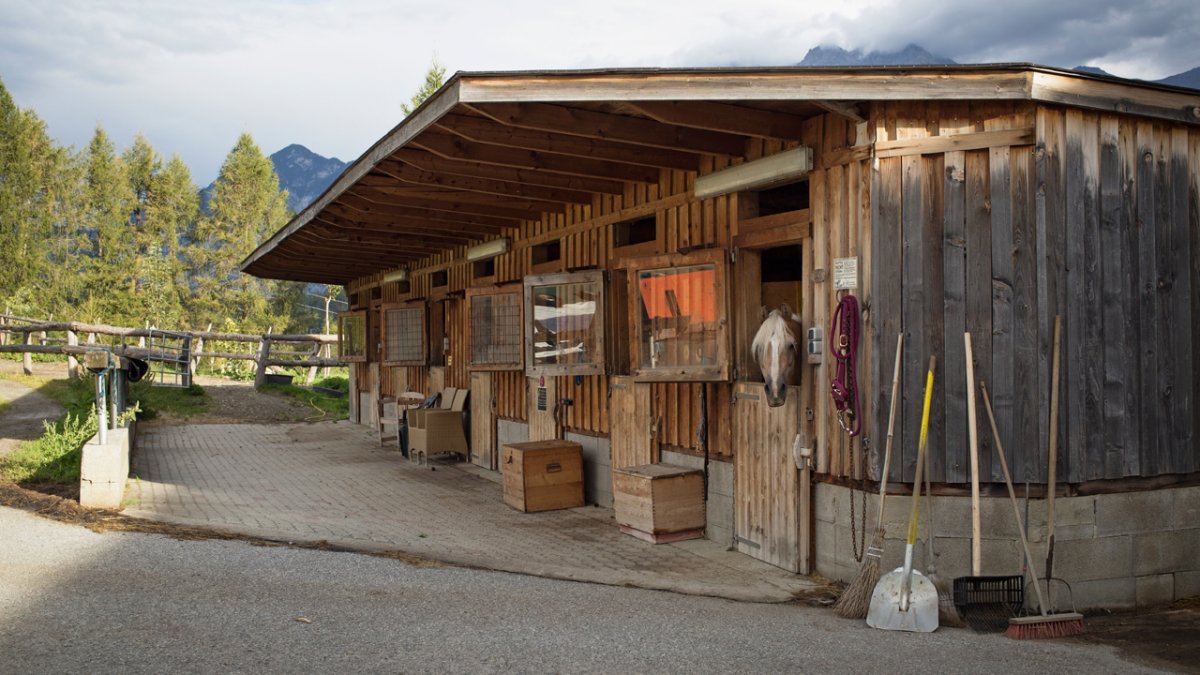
[0,507,1162,674]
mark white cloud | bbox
[1,0,1196,183]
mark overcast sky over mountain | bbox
[2,0,1197,183]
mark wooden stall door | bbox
[470,371,495,470]
[733,381,806,573]
[608,376,656,490]
[527,376,559,441]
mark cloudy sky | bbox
[2,0,1197,183]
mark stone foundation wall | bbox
[815,482,1200,610]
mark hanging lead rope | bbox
[832,293,866,561]
[830,294,861,437]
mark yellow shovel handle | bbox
[907,356,936,545]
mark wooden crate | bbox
[613,463,706,543]
[502,440,584,512]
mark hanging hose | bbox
[697,383,709,501]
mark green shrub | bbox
[0,411,98,484]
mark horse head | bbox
[752,304,801,407]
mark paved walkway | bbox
[126,422,823,602]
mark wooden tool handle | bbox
[876,333,903,525]
[1046,315,1062,579]
[965,332,982,577]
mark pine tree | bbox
[187,133,294,332]
[145,154,199,327]
[401,57,447,116]
[77,126,136,321]
[0,78,73,315]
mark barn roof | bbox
[240,64,1200,285]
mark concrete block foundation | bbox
[79,424,133,509]
[815,482,1200,610]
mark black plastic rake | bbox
[953,574,1024,633]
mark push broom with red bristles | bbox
[980,380,1085,640]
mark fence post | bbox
[0,315,7,347]
[254,329,272,389]
[22,331,33,375]
[66,330,80,379]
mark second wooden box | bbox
[613,463,706,543]
[502,440,584,512]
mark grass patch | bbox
[129,381,208,420]
[0,412,97,484]
[260,382,348,421]
[311,375,348,393]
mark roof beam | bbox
[387,149,624,194]
[411,130,659,183]
[313,215,482,246]
[813,101,866,124]
[346,185,542,221]
[340,190,520,228]
[624,101,808,140]
[435,113,700,170]
[321,206,506,238]
[356,183,558,215]
[371,158,593,204]
[467,102,748,156]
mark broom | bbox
[834,333,902,619]
[979,381,1085,639]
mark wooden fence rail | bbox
[0,314,342,385]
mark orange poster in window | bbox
[637,267,717,323]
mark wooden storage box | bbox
[613,463,706,543]
[502,440,584,512]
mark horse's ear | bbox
[759,305,769,321]
[779,303,793,316]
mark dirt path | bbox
[151,374,332,425]
[0,361,66,457]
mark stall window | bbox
[380,303,426,366]
[612,214,659,257]
[337,310,368,363]
[627,250,730,381]
[468,285,523,370]
[524,270,605,376]
[531,239,562,274]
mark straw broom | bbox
[834,334,902,619]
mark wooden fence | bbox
[0,314,341,386]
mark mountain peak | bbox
[268,145,347,213]
[798,43,957,67]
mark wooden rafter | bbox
[466,102,748,156]
[346,185,542,221]
[339,191,521,228]
[371,158,593,204]
[356,181,566,213]
[434,113,700,170]
[313,215,483,246]
[813,101,866,123]
[411,130,659,183]
[624,101,809,140]
[386,150,625,194]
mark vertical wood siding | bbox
[871,101,1198,484]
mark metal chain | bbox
[848,437,868,563]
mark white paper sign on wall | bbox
[833,257,859,290]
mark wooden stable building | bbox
[243,65,1200,608]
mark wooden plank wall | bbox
[870,100,1200,485]
[1052,107,1199,483]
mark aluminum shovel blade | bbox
[866,566,940,633]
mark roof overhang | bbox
[241,64,1200,285]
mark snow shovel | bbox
[868,356,939,633]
